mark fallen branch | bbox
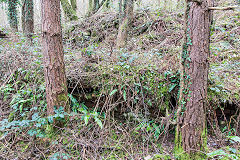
[208,6,238,10]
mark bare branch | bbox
[208,6,238,10]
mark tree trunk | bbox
[116,0,133,48]
[119,0,122,16]
[93,0,99,12]
[175,0,213,158]
[8,0,18,32]
[236,110,240,136]
[60,0,78,20]
[88,0,93,15]
[88,0,107,16]
[70,0,77,11]
[104,0,110,9]
[41,0,69,118]
[22,0,34,43]
[164,0,167,9]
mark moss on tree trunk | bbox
[70,0,77,11]
[8,0,18,32]
[175,0,214,159]
[41,0,69,125]
[60,0,78,20]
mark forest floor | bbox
[0,6,240,160]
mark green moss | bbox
[8,111,15,122]
[57,93,68,103]
[45,124,56,138]
[174,127,207,160]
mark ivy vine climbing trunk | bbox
[8,0,18,32]
[22,0,34,43]
[116,0,133,48]
[175,0,213,158]
[41,0,69,118]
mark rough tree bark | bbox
[116,0,133,48]
[8,0,18,32]
[60,0,78,20]
[22,0,34,43]
[175,0,213,158]
[41,0,69,118]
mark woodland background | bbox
[0,0,239,159]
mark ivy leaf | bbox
[28,129,37,136]
[48,116,54,123]
[32,113,39,121]
[84,114,90,125]
[109,89,118,96]
[153,123,160,139]
[59,113,65,118]
[146,124,152,132]
[135,123,143,131]
[19,104,23,113]
[227,147,237,154]
[36,123,41,127]
[94,117,103,129]
[207,149,227,157]
[123,90,127,101]
[169,84,177,92]
[227,136,240,143]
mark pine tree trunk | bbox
[22,0,34,43]
[8,0,18,32]
[119,0,122,16]
[93,0,99,12]
[60,0,78,20]
[88,0,107,16]
[104,0,110,9]
[70,0,77,11]
[116,0,133,48]
[175,0,213,158]
[88,0,93,15]
[41,0,69,118]
[164,0,167,9]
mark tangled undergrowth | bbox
[0,5,240,159]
